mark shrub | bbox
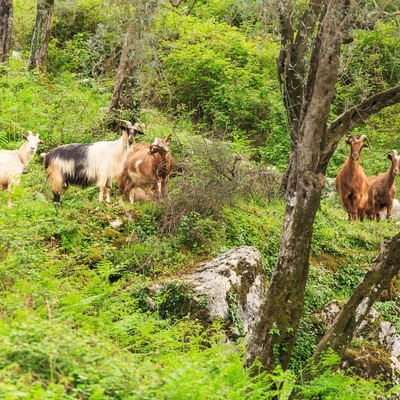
[155,16,286,148]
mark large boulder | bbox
[143,246,266,340]
[185,245,266,339]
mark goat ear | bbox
[345,137,352,145]
[387,150,397,160]
[22,134,28,140]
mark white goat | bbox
[0,131,44,206]
[41,120,145,203]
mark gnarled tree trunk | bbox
[0,0,13,63]
[247,0,347,372]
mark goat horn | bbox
[359,134,372,149]
[115,119,133,127]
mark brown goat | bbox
[334,134,371,221]
[118,134,174,202]
[367,149,400,221]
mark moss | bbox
[84,245,103,266]
[103,228,126,248]
[343,344,393,383]
[311,253,341,273]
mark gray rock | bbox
[185,246,266,339]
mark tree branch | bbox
[318,84,400,174]
[278,0,325,132]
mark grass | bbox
[1,147,399,398]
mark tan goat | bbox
[118,134,174,203]
[334,134,371,221]
[367,149,399,221]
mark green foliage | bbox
[0,317,141,399]
[156,16,287,148]
[299,351,394,399]
[192,0,260,28]
[0,59,110,146]
[221,200,284,274]
[50,0,131,77]
[336,21,400,112]
[176,211,226,254]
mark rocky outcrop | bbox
[314,300,400,384]
[185,246,266,339]
[142,246,266,340]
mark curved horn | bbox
[346,134,356,144]
[359,134,371,149]
[115,119,133,127]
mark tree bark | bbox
[107,23,136,114]
[0,0,13,63]
[27,0,55,72]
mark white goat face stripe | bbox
[135,159,143,170]
[26,134,41,151]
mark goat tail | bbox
[39,152,47,165]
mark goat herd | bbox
[0,120,174,206]
[0,128,398,222]
[335,134,400,222]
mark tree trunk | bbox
[27,0,55,72]
[247,0,348,372]
[107,23,136,114]
[0,0,13,63]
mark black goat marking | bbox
[45,144,97,188]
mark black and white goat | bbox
[41,120,144,203]
[0,131,44,206]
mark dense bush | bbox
[335,21,400,114]
[154,16,289,165]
